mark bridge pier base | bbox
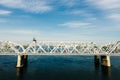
[94,55,100,65]
[16,54,28,68]
[101,55,111,67]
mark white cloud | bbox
[0,0,81,13]
[87,0,120,10]
[59,0,76,7]
[107,14,120,21]
[0,29,39,35]
[86,0,120,23]
[60,21,92,28]
[0,29,41,42]
[0,10,12,15]
[66,10,96,20]
[0,0,53,13]
[67,10,85,15]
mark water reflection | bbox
[101,66,111,80]
[16,67,28,80]
[0,56,120,80]
[94,62,111,80]
[16,55,28,79]
[16,68,23,77]
[94,63,101,80]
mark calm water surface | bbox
[0,55,120,80]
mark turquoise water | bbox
[0,56,120,80]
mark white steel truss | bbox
[0,41,120,56]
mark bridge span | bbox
[0,39,120,67]
[0,40,120,55]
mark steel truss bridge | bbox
[0,40,120,56]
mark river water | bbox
[0,55,120,80]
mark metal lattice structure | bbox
[0,40,120,56]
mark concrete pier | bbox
[16,54,28,68]
[101,55,111,67]
[94,55,100,65]
[16,54,23,68]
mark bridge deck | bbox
[0,53,120,56]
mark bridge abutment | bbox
[101,55,111,67]
[16,54,28,68]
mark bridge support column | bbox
[16,54,23,68]
[94,55,99,65]
[16,54,28,68]
[101,55,111,67]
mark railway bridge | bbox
[0,39,120,67]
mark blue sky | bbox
[0,0,120,43]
